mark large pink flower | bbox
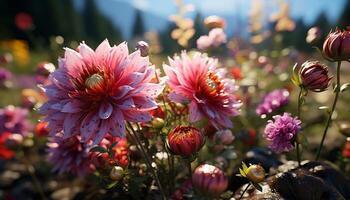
[164,52,241,128]
[39,40,163,144]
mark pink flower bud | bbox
[323,27,350,61]
[136,41,149,57]
[298,61,332,92]
[192,164,228,197]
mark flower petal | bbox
[99,101,113,119]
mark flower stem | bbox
[238,183,251,200]
[126,122,167,200]
[296,88,303,167]
[187,159,192,179]
[315,61,341,161]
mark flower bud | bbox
[294,61,332,92]
[109,166,124,181]
[34,121,49,137]
[151,117,164,129]
[306,27,321,44]
[214,129,234,145]
[246,164,265,183]
[167,126,204,157]
[136,41,149,57]
[338,121,350,137]
[204,15,226,29]
[323,27,350,61]
[342,137,350,158]
[192,164,228,197]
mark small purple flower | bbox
[0,68,12,87]
[47,135,93,176]
[264,113,301,153]
[0,105,31,135]
[256,89,289,117]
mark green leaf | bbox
[106,181,118,189]
[239,168,246,177]
[90,146,108,153]
[340,83,350,92]
[242,162,248,171]
[252,182,263,192]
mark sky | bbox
[76,0,347,38]
[130,0,346,24]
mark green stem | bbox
[187,159,192,179]
[296,88,303,167]
[315,61,341,161]
[21,149,47,200]
[127,122,167,200]
[238,183,251,200]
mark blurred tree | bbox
[337,0,350,29]
[313,12,331,33]
[132,9,145,38]
[160,22,180,54]
[189,12,206,49]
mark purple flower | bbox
[0,105,31,135]
[39,40,164,144]
[47,135,93,176]
[264,113,301,153]
[0,68,12,87]
[256,89,289,117]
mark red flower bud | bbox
[167,126,204,157]
[297,61,332,92]
[34,121,49,137]
[323,27,350,61]
[192,164,228,197]
[342,137,350,158]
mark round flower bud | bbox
[136,41,149,57]
[298,61,332,92]
[34,121,49,137]
[246,164,265,183]
[192,164,228,197]
[151,117,164,129]
[214,129,235,145]
[306,27,321,44]
[323,27,350,61]
[109,166,124,181]
[167,126,204,157]
[204,15,226,29]
[338,121,350,137]
[342,137,350,158]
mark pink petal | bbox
[92,120,110,145]
[95,39,111,62]
[133,96,158,111]
[63,113,80,137]
[110,109,126,137]
[80,112,100,142]
[61,100,83,113]
[79,43,97,67]
[112,85,134,100]
[189,101,203,122]
[168,91,188,103]
[141,83,164,97]
[117,98,135,110]
[124,110,152,122]
[98,101,113,119]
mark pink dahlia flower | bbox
[39,40,163,144]
[164,52,241,128]
[208,28,227,47]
